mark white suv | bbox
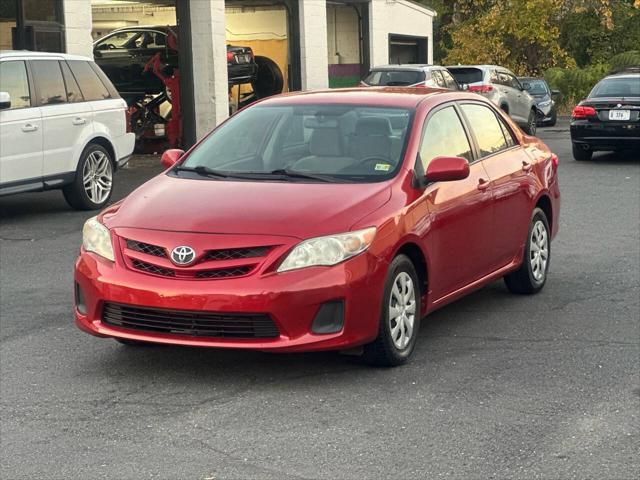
[0,51,134,210]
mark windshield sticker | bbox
[375,163,391,172]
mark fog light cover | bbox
[311,300,344,334]
[75,282,87,315]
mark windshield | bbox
[179,104,413,182]
[363,70,424,86]
[521,79,549,95]
[447,67,483,84]
[589,77,640,98]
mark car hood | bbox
[105,174,392,239]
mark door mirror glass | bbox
[0,91,10,109]
[425,156,470,182]
[161,148,184,169]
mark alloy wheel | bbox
[82,151,113,204]
[389,272,416,350]
[530,220,548,282]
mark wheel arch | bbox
[393,241,428,297]
[86,136,117,169]
[535,194,553,235]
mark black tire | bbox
[363,255,422,367]
[504,208,550,294]
[523,109,537,135]
[63,143,114,210]
[546,111,557,127]
[252,56,284,98]
[572,143,593,161]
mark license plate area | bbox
[608,109,630,121]
[235,54,251,64]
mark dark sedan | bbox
[519,77,559,126]
[570,72,640,160]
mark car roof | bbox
[0,50,90,62]
[603,72,640,79]
[446,65,507,71]
[369,64,441,71]
[254,87,478,109]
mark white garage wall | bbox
[326,5,359,65]
[369,0,435,66]
[64,0,94,58]
[226,8,287,41]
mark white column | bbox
[188,0,229,140]
[299,0,329,90]
[63,0,94,58]
[369,0,389,67]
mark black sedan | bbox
[570,71,640,161]
[93,26,258,100]
[519,77,559,126]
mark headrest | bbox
[355,117,392,137]
[309,128,343,156]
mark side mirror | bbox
[161,148,184,169]
[0,91,11,110]
[425,156,470,182]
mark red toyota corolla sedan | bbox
[75,88,560,366]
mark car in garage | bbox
[0,51,134,210]
[361,65,461,90]
[74,87,560,366]
[93,26,260,99]
[448,65,537,135]
[519,77,559,126]
[570,70,640,160]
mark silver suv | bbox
[447,65,537,135]
[361,65,460,90]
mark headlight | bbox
[82,216,115,261]
[538,100,552,107]
[278,227,376,272]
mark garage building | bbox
[1,0,435,145]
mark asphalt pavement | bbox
[1,124,639,479]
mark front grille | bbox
[204,247,271,261]
[102,302,279,339]
[127,240,166,258]
[132,259,175,277]
[196,266,254,278]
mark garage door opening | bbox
[326,1,369,88]
[388,34,428,65]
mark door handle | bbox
[522,161,533,172]
[477,178,490,191]
[72,117,86,125]
[21,123,38,132]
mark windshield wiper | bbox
[269,169,351,183]
[173,165,229,178]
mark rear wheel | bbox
[504,208,550,294]
[572,143,593,161]
[363,255,421,366]
[63,144,114,210]
[523,109,537,135]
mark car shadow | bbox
[589,150,639,164]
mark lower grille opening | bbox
[102,302,280,339]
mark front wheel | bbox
[504,208,550,294]
[523,109,537,135]
[363,255,421,366]
[63,144,114,210]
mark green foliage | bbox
[609,51,640,73]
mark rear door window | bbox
[0,60,31,109]
[60,61,83,103]
[30,60,66,106]
[431,70,445,88]
[67,60,111,101]
[461,103,510,156]
[419,106,473,170]
[441,70,459,90]
[363,70,424,86]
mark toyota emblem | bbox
[171,246,196,266]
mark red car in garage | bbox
[74,88,560,366]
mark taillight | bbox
[551,153,559,169]
[571,105,596,119]
[468,84,493,93]
[226,51,235,62]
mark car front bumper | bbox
[74,249,387,352]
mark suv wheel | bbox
[63,144,114,210]
[572,143,593,161]
[363,255,421,366]
[524,109,537,135]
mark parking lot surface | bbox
[1,125,639,479]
